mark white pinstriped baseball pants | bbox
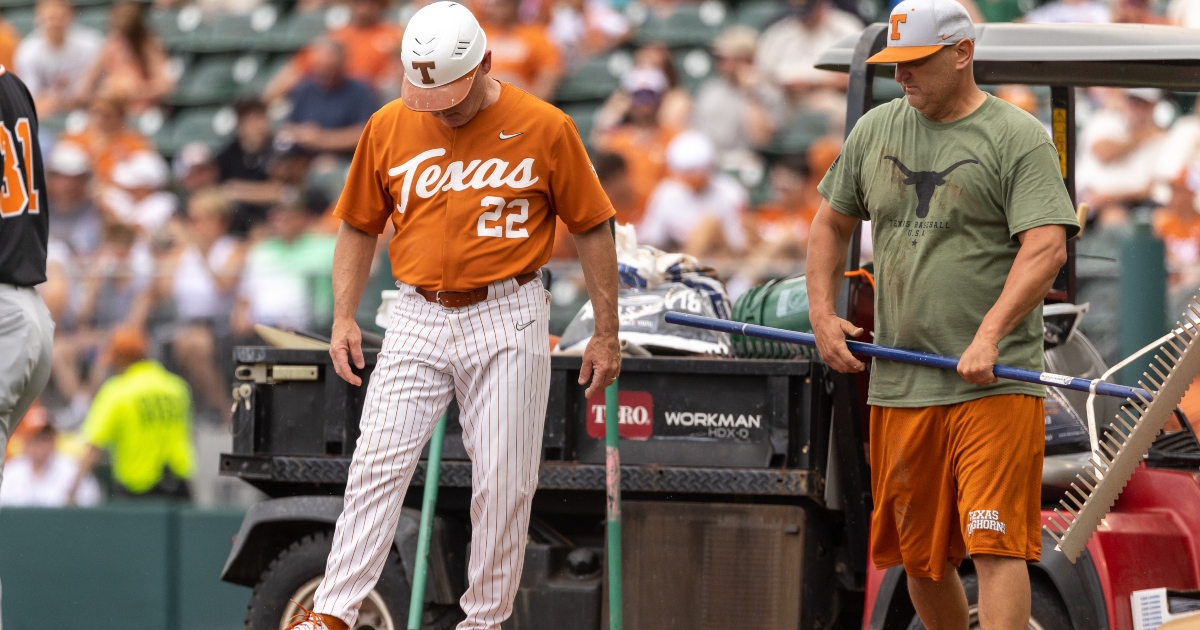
[313,277,551,629]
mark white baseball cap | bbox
[400,1,488,112]
[868,0,975,64]
[112,151,169,190]
[48,141,90,176]
[666,131,715,173]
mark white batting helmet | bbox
[400,2,488,112]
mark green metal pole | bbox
[1118,216,1167,385]
[407,413,447,630]
[605,380,623,630]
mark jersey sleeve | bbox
[332,116,395,234]
[816,124,870,221]
[549,118,615,233]
[1004,142,1081,240]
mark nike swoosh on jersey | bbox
[499,131,524,140]
[515,320,535,331]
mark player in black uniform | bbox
[0,65,55,627]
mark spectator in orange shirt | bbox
[740,137,840,282]
[59,96,152,184]
[748,156,817,255]
[1155,168,1200,282]
[479,0,563,101]
[597,68,679,225]
[0,16,22,72]
[76,1,174,114]
[265,0,403,102]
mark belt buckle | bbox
[434,290,450,307]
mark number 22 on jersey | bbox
[478,196,530,239]
[0,118,39,218]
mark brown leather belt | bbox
[415,271,539,308]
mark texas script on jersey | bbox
[388,148,540,214]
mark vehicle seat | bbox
[1041,452,1094,507]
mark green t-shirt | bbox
[817,94,1080,407]
[83,360,195,493]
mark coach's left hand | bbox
[958,336,999,385]
[579,331,621,399]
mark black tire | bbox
[907,573,1073,630]
[245,530,411,630]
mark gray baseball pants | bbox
[0,283,55,630]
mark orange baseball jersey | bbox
[334,82,615,292]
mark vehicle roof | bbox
[815,23,1200,90]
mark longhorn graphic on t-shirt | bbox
[884,156,979,218]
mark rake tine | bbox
[1156,354,1176,372]
[1106,439,1126,461]
[1167,336,1187,357]
[1134,388,1154,407]
[1084,466,1104,483]
[1076,474,1095,492]
[1067,489,1087,510]
[1121,407,1141,428]
[1047,527,1063,545]
[1100,440,1120,460]
[1070,483,1090,502]
[1059,500,1079,518]
[1115,413,1136,433]
[1139,379,1158,395]
[1175,321,1195,342]
[1106,429,1126,449]
[1150,363,1169,384]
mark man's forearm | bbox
[572,222,619,336]
[976,226,1068,345]
[333,222,379,322]
[70,445,102,499]
[806,204,856,324]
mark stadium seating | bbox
[555,50,630,103]
[155,105,237,156]
[732,0,784,30]
[632,0,728,47]
[170,54,269,107]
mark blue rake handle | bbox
[664,312,1150,401]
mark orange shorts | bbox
[870,394,1045,580]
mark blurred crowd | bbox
[2,0,1199,507]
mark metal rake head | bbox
[1045,297,1200,562]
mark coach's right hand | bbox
[331,317,366,386]
[811,314,866,373]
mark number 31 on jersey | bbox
[0,118,39,218]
